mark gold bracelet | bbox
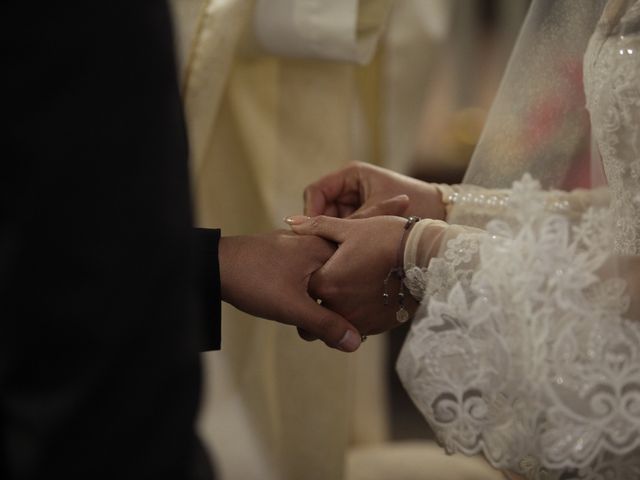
[383,216,420,323]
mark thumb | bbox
[284,215,349,244]
[291,296,362,352]
[349,194,410,219]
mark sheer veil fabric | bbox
[397,0,640,478]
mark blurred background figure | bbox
[170,1,529,479]
[172,2,393,479]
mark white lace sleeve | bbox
[405,182,611,304]
[403,218,485,303]
[399,174,640,479]
[398,4,640,476]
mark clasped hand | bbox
[287,215,419,339]
[220,162,441,352]
[287,162,444,343]
[289,162,447,342]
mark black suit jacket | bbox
[2,1,220,478]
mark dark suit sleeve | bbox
[196,228,222,351]
[1,2,215,479]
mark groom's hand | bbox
[218,231,362,352]
[304,161,446,220]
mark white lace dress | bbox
[397,2,640,479]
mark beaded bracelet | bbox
[444,188,570,212]
[383,216,420,323]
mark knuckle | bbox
[320,282,340,301]
[310,215,325,232]
[309,276,326,300]
[348,161,366,177]
[346,160,361,171]
[310,272,337,301]
[313,283,332,302]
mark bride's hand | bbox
[304,161,446,221]
[286,215,419,336]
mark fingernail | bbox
[284,215,311,225]
[337,330,361,352]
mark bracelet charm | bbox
[383,216,420,323]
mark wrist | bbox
[384,216,421,324]
[403,179,447,221]
[218,235,242,305]
[427,184,448,221]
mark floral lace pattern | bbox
[397,175,640,479]
[399,2,640,477]
[584,0,640,255]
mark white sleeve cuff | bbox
[254,0,382,64]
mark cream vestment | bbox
[171,2,391,479]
